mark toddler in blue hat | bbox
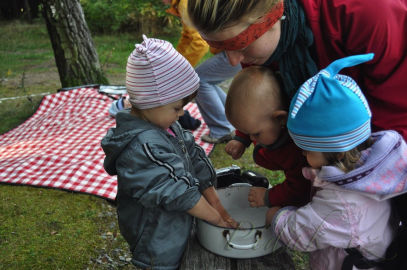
[267,54,407,270]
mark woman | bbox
[186,0,407,140]
[168,0,241,143]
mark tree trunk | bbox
[41,0,108,88]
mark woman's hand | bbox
[248,187,267,207]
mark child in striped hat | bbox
[101,35,236,270]
[267,54,407,270]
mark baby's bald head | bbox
[226,66,285,126]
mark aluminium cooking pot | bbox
[197,184,281,259]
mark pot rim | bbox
[198,219,267,230]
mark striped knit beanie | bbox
[126,35,199,109]
[287,53,374,152]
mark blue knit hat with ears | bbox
[287,53,374,152]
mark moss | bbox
[0,186,105,269]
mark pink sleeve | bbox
[272,190,353,252]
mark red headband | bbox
[204,1,284,50]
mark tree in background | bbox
[41,0,108,88]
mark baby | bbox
[225,66,311,208]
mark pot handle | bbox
[228,183,252,187]
[224,231,261,250]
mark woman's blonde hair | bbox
[187,0,280,33]
[323,138,374,173]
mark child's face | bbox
[302,150,328,169]
[142,100,185,129]
[234,109,284,146]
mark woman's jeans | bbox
[195,51,242,138]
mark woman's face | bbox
[201,20,281,66]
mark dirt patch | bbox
[2,63,60,91]
[106,72,125,86]
[2,64,126,92]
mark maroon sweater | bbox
[300,0,407,140]
[235,130,312,207]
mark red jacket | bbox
[235,130,312,207]
[300,0,407,139]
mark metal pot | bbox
[197,184,281,259]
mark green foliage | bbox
[210,144,286,186]
[80,0,180,34]
[0,20,53,80]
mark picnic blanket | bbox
[0,86,214,200]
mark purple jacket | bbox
[272,131,407,270]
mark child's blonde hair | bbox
[323,138,374,172]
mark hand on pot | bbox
[203,207,237,228]
[218,216,239,228]
[203,186,239,228]
[187,196,237,228]
[211,200,239,228]
[225,140,246,160]
[222,212,239,228]
[248,187,267,207]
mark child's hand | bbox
[211,200,239,228]
[225,140,246,160]
[221,213,239,228]
[202,187,239,228]
[123,98,131,109]
[266,206,281,227]
[248,187,267,207]
[216,217,239,228]
[206,210,238,228]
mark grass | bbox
[0,19,308,269]
[1,187,104,269]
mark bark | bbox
[41,0,108,88]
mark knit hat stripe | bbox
[153,59,197,92]
[126,35,199,109]
[336,74,371,117]
[291,73,324,118]
[159,84,199,103]
[126,74,198,99]
[289,120,371,152]
[138,44,197,98]
[292,82,314,117]
[126,60,157,85]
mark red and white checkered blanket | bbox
[0,87,214,200]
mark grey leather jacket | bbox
[101,110,215,269]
